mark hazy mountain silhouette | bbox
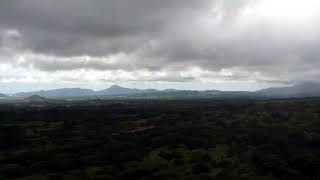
[14,88,95,97]
[24,94,48,101]
[256,82,320,98]
[11,83,320,98]
[96,85,159,96]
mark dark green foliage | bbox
[0,125,25,149]
[0,98,320,179]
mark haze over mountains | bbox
[8,83,320,98]
[13,85,171,97]
[255,82,320,98]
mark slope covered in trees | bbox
[0,98,320,179]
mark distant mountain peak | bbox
[96,85,141,96]
[25,94,47,101]
[108,85,127,89]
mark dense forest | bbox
[0,98,320,179]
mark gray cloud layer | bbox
[1,0,320,84]
[0,0,210,56]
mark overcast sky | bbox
[0,0,319,93]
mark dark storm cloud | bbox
[1,0,320,84]
[0,0,210,56]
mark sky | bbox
[0,0,320,93]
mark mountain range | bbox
[12,85,174,97]
[8,83,320,98]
